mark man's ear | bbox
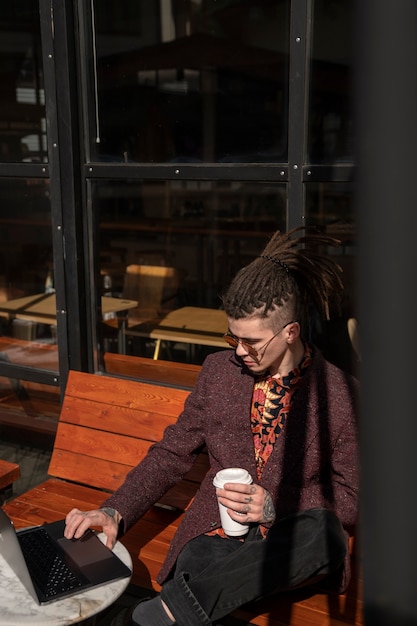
[286,321,300,343]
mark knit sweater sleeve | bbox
[102,354,219,532]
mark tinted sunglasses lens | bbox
[243,342,258,359]
[223,335,258,359]
[223,334,238,348]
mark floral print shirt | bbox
[208,343,313,540]
[251,343,313,481]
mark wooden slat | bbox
[52,421,209,482]
[60,395,178,440]
[234,602,361,626]
[104,352,201,388]
[15,477,107,507]
[221,571,363,626]
[238,562,363,626]
[2,479,106,525]
[49,448,134,491]
[0,459,20,489]
[49,447,206,509]
[53,422,154,466]
[64,371,188,416]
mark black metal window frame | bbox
[0,0,355,391]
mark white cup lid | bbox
[213,467,252,487]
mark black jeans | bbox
[157,509,347,626]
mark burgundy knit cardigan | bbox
[104,348,359,592]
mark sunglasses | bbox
[223,321,298,361]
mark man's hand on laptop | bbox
[64,507,122,549]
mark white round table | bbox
[0,533,132,625]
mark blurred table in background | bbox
[0,293,138,353]
[125,306,229,359]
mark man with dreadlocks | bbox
[65,229,359,626]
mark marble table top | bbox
[0,533,132,625]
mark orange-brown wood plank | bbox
[231,581,363,626]
[104,352,201,388]
[234,602,361,626]
[3,481,182,541]
[60,395,178,441]
[48,448,133,492]
[54,415,209,483]
[2,479,106,527]
[64,371,189,417]
[52,422,154,466]
[48,447,204,509]
[0,458,20,489]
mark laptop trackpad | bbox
[57,532,128,583]
[57,532,110,567]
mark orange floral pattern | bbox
[251,343,313,480]
[208,344,313,540]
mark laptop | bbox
[0,508,132,605]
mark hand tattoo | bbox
[100,506,121,525]
[262,492,276,523]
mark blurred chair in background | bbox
[123,264,180,325]
[103,264,181,354]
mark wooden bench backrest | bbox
[49,370,207,510]
[103,352,201,388]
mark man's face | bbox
[226,315,292,375]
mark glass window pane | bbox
[90,1,290,163]
[0,179,58,371]
[93,179,286,361]
[305,182,357,373]
[307,0,354,164]
[305,182,356,313]
[0,3,46,163]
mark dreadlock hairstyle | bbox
[221,227,344,328]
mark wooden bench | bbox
[3,370,362,626]
[104,351,201,388]
[0,458,20,503]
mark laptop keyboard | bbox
[18,527,84,598]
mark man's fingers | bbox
[64,509,102,539]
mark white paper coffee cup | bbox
[213,468,253,537]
